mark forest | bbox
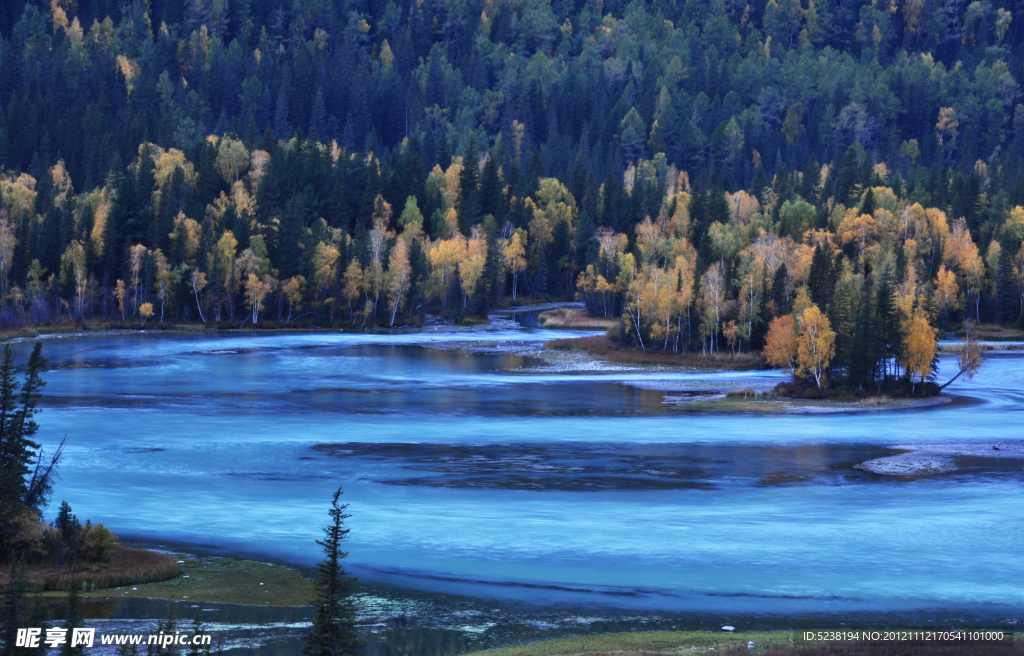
[0,0,1020,390]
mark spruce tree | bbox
[303,488,360,656]
[457,136,481,235]
[0,561,25,656]
[0,343,56,561]
[808,245,836,311]
[59,588,83,656]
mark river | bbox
[15,325,1024,653]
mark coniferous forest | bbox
[0,0,1021,390]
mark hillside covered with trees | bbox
[0,0,1020,390]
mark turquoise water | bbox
[18,329,1024,623]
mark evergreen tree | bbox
[0,343,56,561]
[478,157,504,220]
[808,245,836,312]
[859,187,875,216]
[457,136,481,235]
[59,588,83,656]
[772,263,789,315]
[0,560,48,656]
[186,614,211,656]
[54,501,81,564]
[302,487,360,656]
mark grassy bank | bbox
[1,547,180,592]
[954,323,1024,342]
[466,630,792,656]
[467,630,1022,656]
[73,553,316,606]
[545,335,764,370]
[669,392,952,414]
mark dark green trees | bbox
[303,487,360,656]
[0,343,58,563]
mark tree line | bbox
[0,0,1017,388]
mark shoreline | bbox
[666,393,956,415]
[0,301,594,344]
[44,546,319,607]
[857,441,1024,476]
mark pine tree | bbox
[147,604,177,656]
[0,561,25,656]
[302,487,360,656]
[772,263,789,315]
[859,187,875,216]
[54,501,80,565]
[0,343,56,561]
[457,136,482,235]
[479,157,504,220]
[186,614,210,656]
[808,245,836,311]
[59,588,83,656]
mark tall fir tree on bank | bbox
[303,487,360,656]
[0,343,61,562]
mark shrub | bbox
[80,524,119,561]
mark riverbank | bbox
[467,631,1023,656]
[466,630,792,656]
[1,547,180,592]
[545,335,765,370]
[664,391,954,414]
[31,552,317,606]
[0,302,572,343]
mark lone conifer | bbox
[302,487,360,656]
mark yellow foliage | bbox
[765,315,797,371]
[796,304,835,389]
[901,310,936,384]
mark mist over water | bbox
[19,330,1024,624]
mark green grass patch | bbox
[466,630,793,656]
[72,554,316,606]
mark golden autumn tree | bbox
[60,240,88,317]
[214,231,239,318]
[764,315,798,371]
[901,310,937,390]
[796,305,835,390]
[944,217,985,320]
[114,279,128,321]
[190,269,208,322]
[312,242,340,318]
[128,243,148,314]
[245,273,272,324]
[501,229,526,300]
[170,212,202,266]
[459,228,487,305]
[0,212,17,297]
[934,264,959,324]
[152,249,172,321]
[281,276,305,322]
[339,261,363,320]
[427,234,465,305]
[387,239,411,326]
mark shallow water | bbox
[19,328,1024,636]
